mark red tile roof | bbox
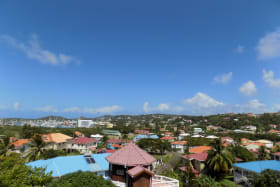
[72,137,98,144]
[189,146,211,154]
[171,141,187,145]
[160,136,174,140]
[183,153,208,161]
[178,166,199,178]
[127,165,154,178]
[135,130,150,134]
[272,152,280,156]
[11,139,30,147]
[106,142,156,166]
[106,149,116,153]
[74,131,84,136]
[107,139,122,144]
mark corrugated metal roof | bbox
[26,153,110,177]
[233,160,280,173]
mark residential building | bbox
[233,160,280,185]
[178,133,190,140]
[41,133,72,150]
[90,134,103,140]
[272,152,280,161]
[102,129,121,139]
[182,152,208,173]
[160,136,174,142]
[11,139,30,153]
[193,128,203,134]
[106,142,179,187]
[71,137,99,154]
[171,141,187,153]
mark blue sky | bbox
[0,0,280,118]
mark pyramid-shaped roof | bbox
[105,142,156,166]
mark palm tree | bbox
[193,176,222,187]
[0,137,13,158]
[24,134,47,162]
[206,139,233,179]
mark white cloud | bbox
[262,69,280,88]
[239,81,257,96]
[236,45,244,53]
[182,92,224,108]
[272,104,280,112]
[13,102,20,111]
[143,102,171,113]
[35,106,58,113]
[0,34,80,65]
[213,72,232,84]
[83,105,122,114]
[235,99,267,113]
[63,107,81,113]
[63,105,122,114]
[257,28,280,60]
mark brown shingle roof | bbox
[106,142,156,166]
[127,165,154,178]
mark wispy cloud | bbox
[63,105,122,114]
[239,81,257,96]
[35,106,58,113]
[13,102,20,111]
[1,34,80,65]
[236,45,245,53]
[213,72,232,84]
[257,28,280,60]
[262,69,280,88]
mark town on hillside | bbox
[1,113,280,186]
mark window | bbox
[116,169,124,176]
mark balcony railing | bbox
[152,175,179,187]
[112,175,179,187]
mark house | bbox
[171,141,187,153]
[178,133,190,140]
[41,133,73,151]
[105,142,179,187]
[133,134,159,142]
[26,153,110,178]
[268,129,280,135]
[269,124,277,129]
[101,130,121,139]
[11,139,30,152]
[90,134,103,140]
[272,152,280,161]
[193,128,203,134]
[135,130,150,134]
[189,146,211,154]
[241,125,256,131]
[233,160,280,184]
[71,137,98,154]
[205,135,218,139]
[182,152,208,173]
[160,136,174,142]
[74,131,84,137]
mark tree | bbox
[181,144,195,186]
[24,134,47,162]
[193,176,222,187]
[206,139,233,179]
[251,169,280,187]
[47,171,114,187]
[0,153,52,187]
[0,137,13,158]
[257,146,270,160]
[227,144,255,162]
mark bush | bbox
[47,171,114,187]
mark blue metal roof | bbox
[233,160,280,174]
[26,153,110,177]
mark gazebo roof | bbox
[105,142,156,166]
